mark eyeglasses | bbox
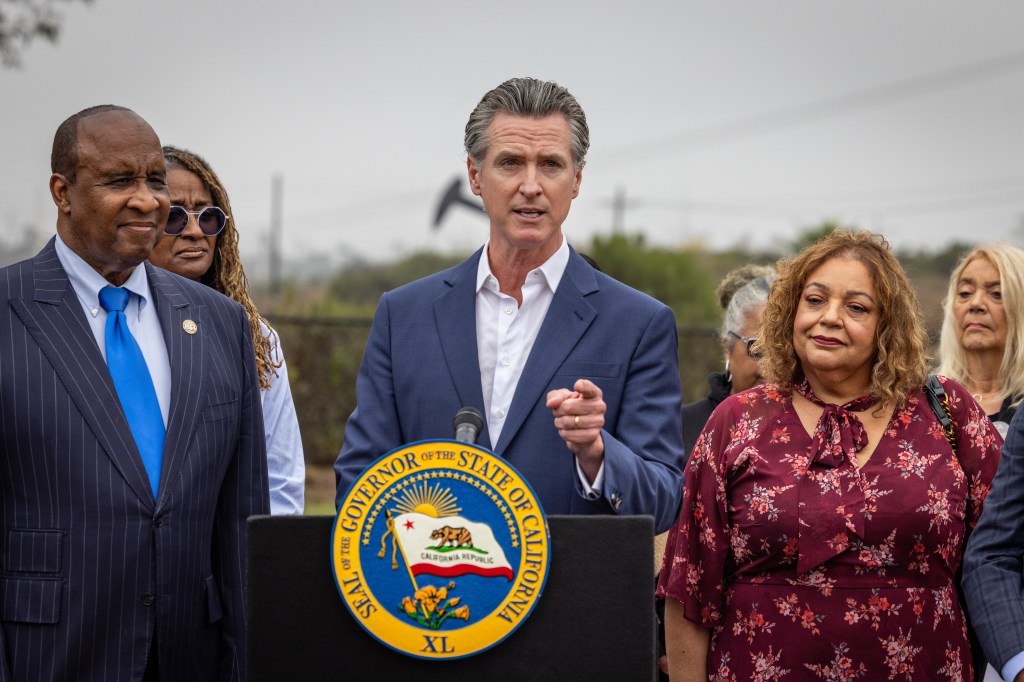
[165,205,227,236]
[727,331,762,359]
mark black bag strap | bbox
[924,374,958,450]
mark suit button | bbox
[153,516,163,527]
[141,594,155,606]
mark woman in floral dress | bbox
[658,230,1002,681]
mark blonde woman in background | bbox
[938,244,1024,437]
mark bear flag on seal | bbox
[393,512,514,581]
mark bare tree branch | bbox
[0,0,91,68]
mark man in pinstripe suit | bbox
[0,106,269,680]
[964,407,1024,682]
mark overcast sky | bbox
[2,0,1023,274]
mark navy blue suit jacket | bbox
[0,240,269,681]
[335,247,684,532]
[963,405,1024,675]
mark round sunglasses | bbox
[165,205,228,236]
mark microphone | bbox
[453,407,484,444]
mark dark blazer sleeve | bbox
[963,405,1024,673]
[212,304,269,681]
[598,303,684,534]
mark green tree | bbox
[327,250,468,308]
[788,220,845,252]
[585,232,719,326]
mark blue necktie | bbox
[99,286,166,496]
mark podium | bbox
[248,515,657,681]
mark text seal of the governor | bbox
[331,440,551,660]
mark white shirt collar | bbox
[475,237,570,295]
[55,232,153,316]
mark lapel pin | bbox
[182,319,198,335]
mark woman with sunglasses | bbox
[681,272,775,455]
[149,145,305,515]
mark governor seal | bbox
[331,440,551,660]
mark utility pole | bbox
[269,173,283,295]
[612,186,626,232]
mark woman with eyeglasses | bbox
[681,272,775,455]
[149,145,305,515]
[659,230,1001,681]
[655,272,775,680]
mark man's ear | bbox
[572,165,583,199]
[467,157,482,197]
[50,174,72,215]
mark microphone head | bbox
[453,406,484,432]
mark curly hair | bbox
[161,145,280,390]
[757,229,929,407]
[938,244,1024,403]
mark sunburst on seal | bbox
[392,480,461,518]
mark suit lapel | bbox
[9,241,155,506]
[495,250,598,453]
[146,265,203,508]
[433,251,491,447]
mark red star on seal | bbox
[403,519,415,530]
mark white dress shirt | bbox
[55,233,171,426]
[259,322,306,515]
[475,238,604,496]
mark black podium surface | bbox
[248,515,656,681]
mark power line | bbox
[596,50,1024,164]
[709,176,1024,206]
[592,185,1024,220]
[245,187,435,233]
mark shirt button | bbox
[141,593,155,606]
[501,357,511,367]
[496,409,506,419]
[504,307,513,315]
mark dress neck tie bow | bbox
[792,377,875,573]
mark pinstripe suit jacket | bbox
[0,240,269,681]
[963,406,1024,674]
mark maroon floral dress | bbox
[657,377,1001,681]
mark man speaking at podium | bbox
[335,78,684,533]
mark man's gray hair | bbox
[464,77,590,172]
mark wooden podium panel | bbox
[248,515,656,681]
